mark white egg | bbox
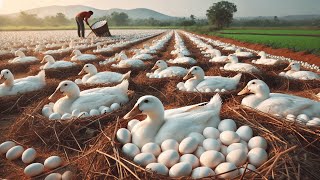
[194,146,205,159]
[122,143,140,158]
[161,139,179,151]
[89,109,100,116]
[146,163,169,176]
[248,136,268,150]
[49,102,55,107]
[218,119,237,132]
[141,143,161,157]
[61,113,72,120]
[62,171,74,180]
[191,166,215,179]
[44,156,62,169]
[215,162,239,179]
[286,114,296,121]
[226,149,247,166]
[248,148,268,167]
[221,89,226,92]
[42,106,53,118]
[127,119,140,131]
[188,132,205,146]
[0,141,16,154]
[203,127,220,139]
[45,173,62,180]
[169,162,192,178]
[202,138,221,151]
[98,106,107,112]
[199,150,224,168]
[179,137,198,154]
[24,163,44,177]
[307,119,320,126]
[72,109,80,117]
[133,153,156,167]
[297,114,310,123]
[177,82,184,89]
[157,150,180,168]
[236,125,253,142]
[220,131,240,145]
[239,164,256,175]
[205,88,211,93]
[116,128,131,144]
[214,89,220,92]
[227,143,248,154]
[220,144,228,156]
[110,103,121,111]
[180,154,200,169]
[22,148,37,164]
[78,112,89,118]
[49,113,61,120]
[101,107,112,114]
[146,73,151,77]
[6,145,24,160]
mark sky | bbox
[0,0,319,17]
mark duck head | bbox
[284,62,300,71]
[0,69,14,87]
[124,95,165,121]
[228,54,239,63]
[214,50,222,57]
[15,50,26,58]
[79,64,98,75]
[41,55,55,64]
[71,49,82,57]
[258,51,266,59]
[183,66,205,80]
[238,79,270,98]
[152,60,167,71]
[49,80,80,100]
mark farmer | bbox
[75,11,94,38]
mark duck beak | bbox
[284,65,291,71]
[78,68,85,75]
[124,105,142,120]
[183,72,193,80]
[238,86,250,95]
[48,87,61,100]
[151,65,158,70]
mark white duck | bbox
[9,50,38,64]
[111,57,145,68]
[147,60,187,78]
[223,55,260,73]
[49,80,129,115]
[178,66,242,92]
[132,53,153,60]
[123,94,222,148]
[280,62,319,80]
[0,69,46,97]
[238,79,320,118]
[251,51,282,65]
[71,50,97,61]
[76,64,131,85]
[41,55,76,70]
[209,50,228,63]
[168,53,197,65]
[234,49,254,58]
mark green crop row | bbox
[219,29,320,35]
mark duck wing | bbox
[87,72,123,84]
[196,76,237,90]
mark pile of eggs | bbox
[176,82,228,93]
[0,141,72,179]
[117,119,269,179]
[284,114,320,126]
[91,20,107,29]
[42,102,122,120]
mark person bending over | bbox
[75,11,93,38]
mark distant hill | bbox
[236,14,320,21]
[6,5,177,20]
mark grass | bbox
[219,29,320,35]
[218,34,320,55]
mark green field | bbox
[219,29,320,35]
[217,34,320,55]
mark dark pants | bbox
[75,17,85,38]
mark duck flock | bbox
[0,29,320,179]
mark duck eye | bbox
[6,72,9,74]
[144,100,149,103]
[64,84,68,86]
[252,82,256,85]
[194,68,197,70]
